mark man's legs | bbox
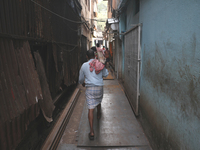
[88,103,101,136]
[97,103,101,112]
[97,104,101,119]
[88,109,94,136]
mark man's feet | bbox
[88,132,94,140]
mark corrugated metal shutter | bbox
[124,25,141,116]
[0,39,43,150]
[81,35,87,64]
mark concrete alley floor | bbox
[57,72,151,150]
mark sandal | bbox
[88,133,94,140]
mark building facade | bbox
[79,0,98,49]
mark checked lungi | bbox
[85,86,103,109]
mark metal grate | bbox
[124,25,141,116]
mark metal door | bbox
[124,25,141,116]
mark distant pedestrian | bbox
[96,43,104,54]
[104,48,110,66]
[96,43,106,64]
[90,46,97,52]
[79,49,108,140]
[90,46,97,59]
[103,46,106,53]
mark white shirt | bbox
[79,59,109,87]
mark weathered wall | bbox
[118,0,140,79]
[107,0,119,18]
[126,0,139,29]
[115,36,122,79]
[139,0,200,149]
[0,39,43,150]
[79,0,92,48]
[0,0,82,149]
[119,13,125,77]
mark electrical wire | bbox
[31,0,108,24]
[31,0,85,24]
[31,0,107,33]
[84,17,107,22]
[62,19,79,32]
[56,43,78,52]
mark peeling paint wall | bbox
[139,0,200,149]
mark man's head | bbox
[96,43,100,47]
[86,49,95,60]
[91,46,97,52]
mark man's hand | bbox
[82,82,85,87]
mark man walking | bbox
[79,49,108,140]
[104,48,110,66]
[96,43,106,64]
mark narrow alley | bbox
[53,72,151,150]
[0,0,200,150]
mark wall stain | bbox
[191,33,196,60]
[141,37,200,149]
[139,92,181,150]
[143,42,200,118]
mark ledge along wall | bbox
[139,0,200,149]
